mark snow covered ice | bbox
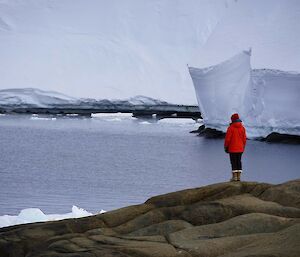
[189,51,300,139]
[0,88,170,108]
[158,118,201,126]
[0,206,106,228]
[1,0,299,104]
[0,88,78,107]
[0,0,236,104]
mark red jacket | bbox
[224,121,247,153]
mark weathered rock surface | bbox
[1,180,300,257]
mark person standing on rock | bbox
[224,113,247,182]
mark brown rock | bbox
[127,220,193,237]
[0,180,299,257]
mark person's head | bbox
[231,113,240,122]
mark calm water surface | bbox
[0,114,299,215]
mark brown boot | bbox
[230,171,238,182]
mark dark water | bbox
[0,114,299,215]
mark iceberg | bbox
[189,51,300,139]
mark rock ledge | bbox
[1,180,300,257]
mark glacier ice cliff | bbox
[0,0,233,104]
[1,0,299,104]
[189,51,300,139]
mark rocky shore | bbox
[1,180,299,257]
[191,125,300,143]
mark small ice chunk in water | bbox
[71,205,91,218]
[0,206,105,228]
[18,208,48,223]
[158,118,197,125]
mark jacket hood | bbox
[231,121,243,128]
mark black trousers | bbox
[229,153,243,170]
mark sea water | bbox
[0,114,299,218]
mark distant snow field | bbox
[0,88,78,107]
[0,88,171,108]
